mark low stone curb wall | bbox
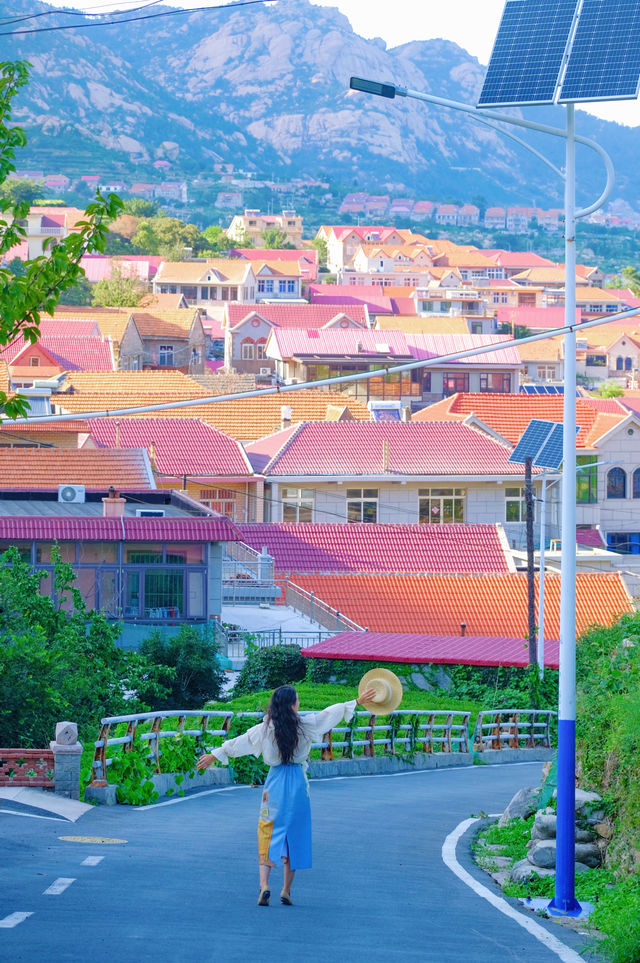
[150,767,233,796]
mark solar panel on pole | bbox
[478,0,578,107]
[558,0,640,102]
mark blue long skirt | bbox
[258,763,312,870]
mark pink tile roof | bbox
[267,328,411,359]
[2,336,114,371]
[226,303,367,330]
[576,528,606,548]
[0,515,240,542]
[496,306,581,330]
[245,422,528,477]
[88,418,253,478]
[406,333,521,366]
[300,632,559,669]
[80,255,164,282]
[309,286,394,314]
[482,250,554,268]
[238,522,510,575]
[229,248,319,281]
[37,319,101,339]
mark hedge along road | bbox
[0,762,601,963]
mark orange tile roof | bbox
[154,259,251,285]
[413,392,627,448]
[55,388,371,439]
[519,334,564,362]
[130,308,200,339]
[376,316,470,335]
[254,260,303,278]
[0,447,154,489]
[575,287,624,302]
[0,360,9,395]
[510,268,572,284]
[287,572,631,638]
[138,293,187,311]
[59,370,207,396]
[581,322,640,350]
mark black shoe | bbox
[258,888,270,906]
[280,890,293,906]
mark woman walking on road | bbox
[196,684,376,906]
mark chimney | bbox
[102,486,126,518]
[149,441,157,470]
[281,405,292,429]
[382,439,390,471]
[460,621,466,637]
[401,405,411,423]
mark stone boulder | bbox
[529,840,557,869]
[498,786,538,826]
[531,812,556,840]
[574,843,602,868]
[510,858,555,883]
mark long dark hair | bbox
[265,685,304,765]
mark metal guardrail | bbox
[472,709,556,751]
[225,629,337,660]
[91,707,477,783]
[278,579,365,632]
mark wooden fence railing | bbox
[472,709,556,751]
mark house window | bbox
[576,456,597,504]
[278,280,287,293]
[586,354,606,367]
[616,356,624,370]
[442,372,469,396]
[200,286,209,299]
[199,488,236,517]
[256,341,267,360]
[537,365,556,380]
[29,357,40,367]
[480,372,511,393]
[505,486,527,522]
[634,468,640,499]
[281,487,314,523]
[471,322,483,334]
[241,339,255,360]
[626,357,633,371]
[258,280,266,293]
[181,286,197,301]
[346,488,378,523]
[158,345,174,366]
[607,467,626,499]
[418,488,465,524]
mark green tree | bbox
[6,256,25,276]
[311,236,328,269]
[60,274,93,306]
[0,60,123,419]
[0,176,42,206]
[597,380,625,398]
[92,265,146,308]
[0,546,170,746]
[261,226,292,249]
[201,224,232,256]
[131,217,204,258]
[140,625,224,708]
[123,197,160,218]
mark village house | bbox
[243,420,538,547]
[227,209,304,248]
[316,226,428,275]
[229,247,319,283]
[153,259,257,305]
[19,206,85,260]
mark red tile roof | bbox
[226,303,368,330]
[2,336,114,372]
[238,522,511,575]
[300,632,559,669]
[88,418,253,478]
[406,333,521,366]
[245,422,528,477]
[576,528,606,548]
[413,393,627,448]
[0,448,153,490]
[0,515,241,542]
[285,573,631,638]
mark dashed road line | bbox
[81,855,104,866]
[43,878,76,896]
[442,816,585,963]
[0,912,33,929]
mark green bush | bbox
[140,624,224,708]
[225,714,268,785]
[233,644,306,696]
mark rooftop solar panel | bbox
[478,0,578,107]
[509,418,580,468]
[559,0,640,102]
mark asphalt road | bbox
[0,762,601,963]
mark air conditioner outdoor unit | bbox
[135,509,165,517]
[58,484,85,504]
[284,378,299,385]
[259,367,271,376]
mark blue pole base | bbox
[521,897,594,919]
[547,896,583,917]
[553,718,578,911]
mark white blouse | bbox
[211,700,358,769]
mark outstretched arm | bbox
[196,722,264,770]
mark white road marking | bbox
[442,817,585,963]
[134,760,544,809]
[0,808,65,822]
[43,878,75,896]
[81,856,104,866]
[0,912,33,929]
